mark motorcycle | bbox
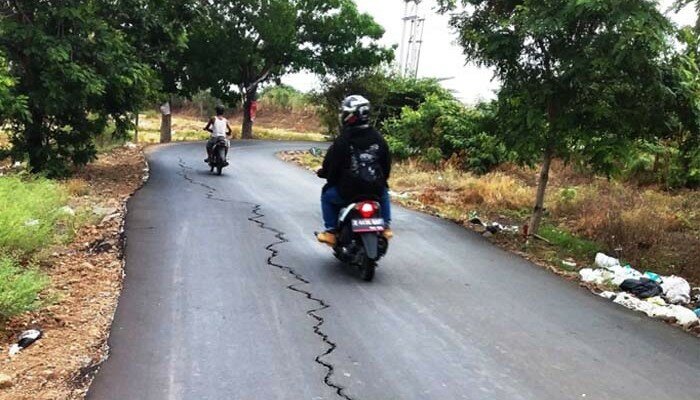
[208,138,230,175]
[330,198,389,281]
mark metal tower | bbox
[399,0,425,78]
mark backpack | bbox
[349,144,384,189]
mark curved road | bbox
[88,141,700,400]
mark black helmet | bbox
[339,95,371,128]
[215,105,225,116]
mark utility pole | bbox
[400,0,425,78]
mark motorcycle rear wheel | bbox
[359,256,375,282]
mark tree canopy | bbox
[1,0,156,175]
[185,0,392,138]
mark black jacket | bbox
[318,126,391,199]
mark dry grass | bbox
[0,130,8,147]
[391,161,533,214]
[136,114,326,143]
[62,178,90,197]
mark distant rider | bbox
[316,95,393,245]
[203,105,232,163]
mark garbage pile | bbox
[469,216,520,237]
[8,329,42,356]
[580,253,700,329]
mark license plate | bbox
[351,218,385,233]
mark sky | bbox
[283,0,698,104]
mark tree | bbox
[438,0,672,236]
[664,27,700,187]
[0,53,27,126]
[0,1,155,175]
[186,0,392,139]
[104,0,195,143]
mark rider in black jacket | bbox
[316,95,393,246]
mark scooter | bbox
[208,138,229,175]
[329,198,389,281]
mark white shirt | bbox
[211,117,228,137]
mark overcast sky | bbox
[284,0,698,104]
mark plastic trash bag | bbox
[643,271,662,283]
[661,276,691,305]
[580,268,614,284]
[620,278,663,299]
[595,253,620,269]
[651,305,698,327]
[646,296,667,307]
[608,264,643,286]
[8,329,42,356]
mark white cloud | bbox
[284,0,698,103]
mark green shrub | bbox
[621,140,700,189]
[259,85,312,112]
[313,70,451,134]
[383,96,507,173]
[0,256,48,324]
[0,176,68,255]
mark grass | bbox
[0,175,69,256]
[0,256,48,325]
[538,225,602,261]
[0,175,65,325]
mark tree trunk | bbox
[26,110,45,173]
[241,84,258,139]
[528,147,554,237]
[134,113,139,143]
[160,101,172,143]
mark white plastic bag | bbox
[608,264,643,286]
[651,304,698,327]
[580,268,614,284]
[661,276,691,305]
[595,253,620,269]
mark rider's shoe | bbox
[316,230,336,246]
[204,158,210,163]
[383,228,394,240]
[224,161,230,166]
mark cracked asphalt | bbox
[88,141,700,400]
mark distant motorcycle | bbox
[327,198,389,281]
[208,138,229,175]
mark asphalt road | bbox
[88,141,700,400]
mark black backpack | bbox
[349,144,384,191]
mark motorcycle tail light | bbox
[357,202,377,219]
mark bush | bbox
[0,176,68,255]
[0,256,48,324]
[384,96,508,173]
[622,140,700,189]
[259,85,312,113]
[313,70,451,134]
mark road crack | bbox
[248,205,354,400]
[177,158,230,202]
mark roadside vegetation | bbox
[0,175,88,325]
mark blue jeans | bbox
[321,186,392,231]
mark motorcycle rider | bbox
[316,95,393,246]
[203,105,232,163]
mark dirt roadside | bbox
[0,145,149,400]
